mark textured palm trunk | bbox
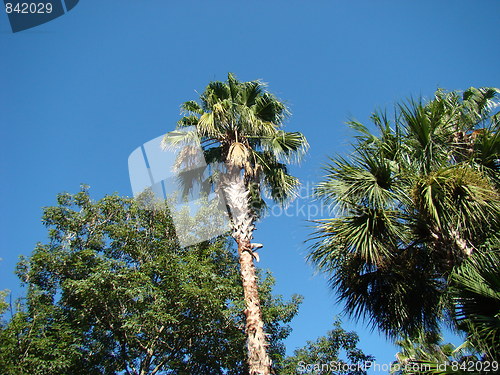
[222,168,272,375]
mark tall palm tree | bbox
[309,87,499,339]
[163,73,308,374]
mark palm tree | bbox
[308,87,499,339]
[391,331,457,374]
[163,73,308,374]
[390,249,500,375]
[449,248,500,359]
[390,333,484,375]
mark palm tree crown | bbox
[309,87,499,339]
[163,72,308,215]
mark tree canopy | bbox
[162,72,309,215]
[309,87,499,350]
[0,188,301,374]
[282,320,374,375]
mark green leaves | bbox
[180,100,203,115]
[0,188,301,374]
[161,129,199,149]
[0,290,9,318]
[281,319,374,375]
[449,249,500,359]
[413,167,499,244]
[259,130,309,163]
[309,87,500,341]
[167,73,308,218]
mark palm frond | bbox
[315,151,404,214]
[161,129,200,150]
[203,147,223,165]
[254,93,288,124]
[263,167,300,205]
[181,100,204,115]
[242,80,264,106]
[308,241,445,338]
[450,250,500,358]
[177,115,199,128]
[197,112,218,137]
[259,131,309,163]
[462,87,500,124]
[348,120,379,145]
[252,150,300,205]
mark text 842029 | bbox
[5,2,53,14]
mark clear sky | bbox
[1,1,499,373]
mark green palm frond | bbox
[161,129,200,150]
[393,331,455,366]
[473,124,500,186]
[258,130,309,163]
[450,250,500,358]
[263,167,300,205]
[251,149,301,205]
[413,167,499,244]
[166,73,307,219]
[197,110,219,137]
[309,87,499,340]
[462,87,500,124]
[201,81,231,109]
[203,147,223,165]
[348,120,379,145]
[315,246,446,338]
[181,100,204,115]
[177,115,199,128]
[254,93,288,124]
[399,100,452,173]
[241,80,264,106]
[309,206,405,267]
[315,151,404,215]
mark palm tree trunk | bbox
[222,168,272,375]
[237,238,272,374]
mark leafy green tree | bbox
[281,320,374,375]
[308,87,499,340]
[0,187,301,375]
[0,290,8,316]
[163,73,308,374]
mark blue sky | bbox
[1,1,499,373]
